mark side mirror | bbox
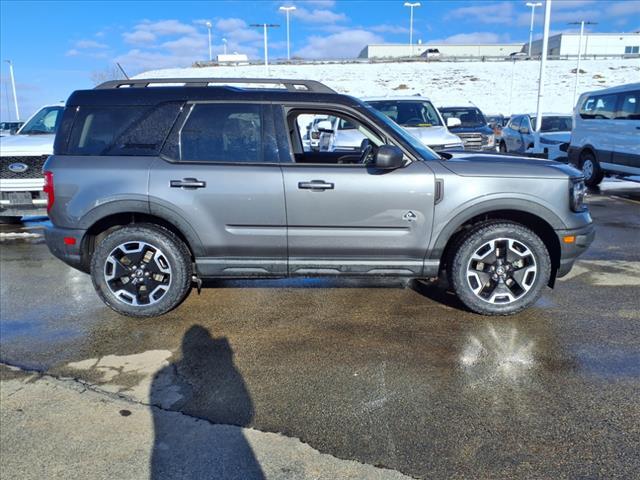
[374,145,404,170]
[446,117,462,128]
[316,120,334,133]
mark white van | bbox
[569,83,640,186]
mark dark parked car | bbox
[439,106,496,151]
[43,77,593,318]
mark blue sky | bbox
[1,0,638,120]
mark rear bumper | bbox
[556,222,595,278]
[44,225,87,272]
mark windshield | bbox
[441,108,486,127]
[366,100,443,127]
[362,103,440,161]
[530,116,572,132]
[18,106,64,135]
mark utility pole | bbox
[568,21,597,105]
[279,6,296,61]
[534,0,551,151]
[5,60,19,121]
[251,24,280,74]
[404,2,421,57]
[526,2,542,56]
[205,21,213,62]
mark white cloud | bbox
[123,29,157,45]
[75,39,108,49]
[299,0,336,6]
[445,2,515,25]
[291,7,347,24]
[295,29,383,59]
[430,32,513,45]
[371,24,410,35]
[65,49,80,57]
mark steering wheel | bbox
[403,117,423,125]
[359,139,374,164]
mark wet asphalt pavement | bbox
[1,180,639,479]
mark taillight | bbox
[43,171,54,213]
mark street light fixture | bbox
[568,21,597,105]
[205,21,213,62]
[250,23,280,74]
[279,5,296,61]
[526,2,542,57]
[5,60,20,121]
[404,2,421,57]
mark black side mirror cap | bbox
[374,145,404,170]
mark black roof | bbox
[67,77,359,108]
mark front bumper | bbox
[555,222,595,278]
[44,225,88,272]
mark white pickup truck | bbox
[0,104,64,221]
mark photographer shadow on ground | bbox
[150,325,264,480]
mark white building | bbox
[216,53,249,65]
[524,32,640,57]
[359,43,524,59]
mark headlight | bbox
[540,137,563,145]
[483,134,495,147]
[570,178,587,212]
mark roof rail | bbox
[95,77,336,94]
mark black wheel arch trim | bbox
[427,198,565,263]
[78,198,206,258]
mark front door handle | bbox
[298,180,334,191]
[170,178,207,189]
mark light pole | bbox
[404,2,421,57]
[279,6,296,61]
[205,21,212,62]
[222,38,228,55]
[526,2,542,56]
[5,60,19,121]
[569,21,597,105]
[250,24,280,74]
[534,0,552,151]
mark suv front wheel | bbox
[90,224,192,317]
[449,221,551,315]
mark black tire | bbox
[580,151,604,187]
[449,221,551,316]
[90,224,192,318]
[499,141,507,153]
[0,216,23,224]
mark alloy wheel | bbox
[466,237,537,304]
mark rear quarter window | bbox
[65,102,182,156]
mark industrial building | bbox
[524,32,640,57]
[358,43,524,59]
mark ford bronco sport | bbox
[44,78,594,317]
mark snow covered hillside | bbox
[138,59,639,115]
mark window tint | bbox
[106,102,183,156]
[19,106,64,135]
[440,108,486,127]
[179,103,263,163]
[367,100,442,127]
[616,91,640,120]
[580,94,618,119]
[530,116,572,132]
[509,116,522,130]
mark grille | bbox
[0,156,48,180]
[457,133,483,149]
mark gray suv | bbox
[44,78,594,317]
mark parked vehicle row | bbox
[499,113,573,161]
[0,121,24,136]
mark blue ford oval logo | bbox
[8,163,28,173]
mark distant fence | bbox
[193,53,639,68]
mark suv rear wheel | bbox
[90,224,192,317]
[580,151,603,187]
[449,221,550,315]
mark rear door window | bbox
[176,103,264,163]
[580,94,618,119]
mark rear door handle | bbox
[170,178,206,189]
[298,180,334,191]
